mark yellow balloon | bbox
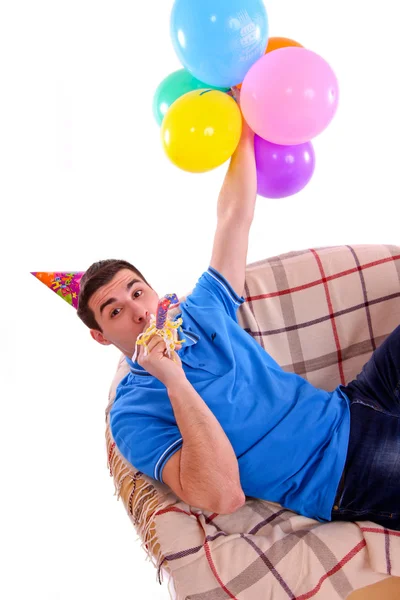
[161,89,242,173]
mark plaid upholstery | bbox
[239,244,400,391]
[105,244,400,599]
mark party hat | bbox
[31,272,84,309]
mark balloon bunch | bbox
[153,0,339,199]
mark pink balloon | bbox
[241,47,339,145]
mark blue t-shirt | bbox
[110,267,350,521]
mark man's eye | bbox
[133,290,142,298]
[110,308,120,318]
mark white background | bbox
[1,1,399,598]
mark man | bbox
[77,121,400,530]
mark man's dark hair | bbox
[77,259,151,332]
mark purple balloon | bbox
[254,135,316,199]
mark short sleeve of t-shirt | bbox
[184,267,245,322]
[110,389,183,483]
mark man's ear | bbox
[90,329,112,346]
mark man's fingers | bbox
[145,334,166,353]
[231,85,241,104]
[136,335,162,359]
[137,334,182,363]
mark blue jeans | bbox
[331,325,400,530]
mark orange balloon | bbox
[235,37,303,89]
[266,36,303,53]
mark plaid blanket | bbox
[105,244,400,599]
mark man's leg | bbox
[331,403,400,530]
[343,324,400,416]
[331,325,400,530]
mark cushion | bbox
[106,244,400,599]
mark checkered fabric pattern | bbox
[105,244,400,599]
[239,244,400,391]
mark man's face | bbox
[89,269,159,357]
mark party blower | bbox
[152,0,339,199]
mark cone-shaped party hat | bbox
[31,272,84,309]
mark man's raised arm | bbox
[210,115,257,298]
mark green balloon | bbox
[152,69,230,126]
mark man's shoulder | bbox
[110,375,139,422]
[181,268,221,306]
[113,371,137,405]
[181,267,245,324]
[116,368,133,388]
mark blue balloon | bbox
[170,0,269,89]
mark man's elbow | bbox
[181,480,246,515]
[214,489,246,515]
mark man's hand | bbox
[230,86,255,147]
[136,334,185,388]
[230,85,241,105]
[235,117,255,150]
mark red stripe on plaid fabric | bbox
[204,541,238,599]
[155,506,192,517]
[311,248,345,385]
[193,512,239,599]
[360,526,400,537]
[205,512,219,524]
[245,254,400,302]
[295,539,367,600]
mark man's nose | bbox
[131,307,149,324]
